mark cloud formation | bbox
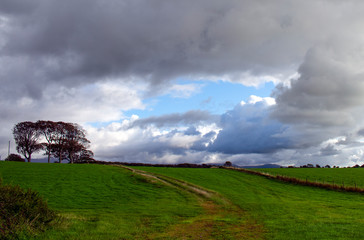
[130,110,216,129]
[209,96,291,154]
[1,0,341,100]
[2,1,364,166]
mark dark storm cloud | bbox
[2,0,362,118]
[0,0,37,15]
[208,100,292,154]
[1,0,334,100]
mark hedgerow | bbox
[0,179,56,239]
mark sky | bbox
[1,0,364,167]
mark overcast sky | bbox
[1,0,364,167]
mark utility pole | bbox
[8,140,10,157]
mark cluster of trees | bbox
[289,164,364,168]
[13,121,94,163]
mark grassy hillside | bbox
[135,167,364,240]
[249,168,364,188]
[0,162,201,239]
[1,162,363,239]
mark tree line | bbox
[12,121,94,163]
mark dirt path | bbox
[120,166,265,239]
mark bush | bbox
[4,154,25,162]
[0,179,56,239]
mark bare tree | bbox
[13,122,42,162]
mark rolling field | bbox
[250,168,364,188]
[0,162,202,239]
[135,167,364,240]
[1,161,363,239]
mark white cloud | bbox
[167,83,204,98]
[248,95,276,105]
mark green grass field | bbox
[135,167,364,240]
[250,168,364,188]
[1,162,363,239]
[0,162,201,239]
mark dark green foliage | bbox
[4,154,25,162]
[0,179,56,240]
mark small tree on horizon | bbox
[5,153,25,162]
[224,161,232,167]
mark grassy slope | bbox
[0,162,201,239]
[250,168,364,188]
[135,167,364,240]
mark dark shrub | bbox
[4,154,25,162]
[224,161,232,167]
[0,179,56,239]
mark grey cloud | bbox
[319,144,341,156]
[184,127,201,136]
[190,131,217,152]
[357,129,364,136]
[96,132,198,162]
[2,0,354,100]
[273,46,364,126]
[209,101,292,154]
[0,0,38,15]
[131,110,216,128]
[271,38,364,151]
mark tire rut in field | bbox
[119,166,265,239]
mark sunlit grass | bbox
[135,167,364,240]
[1,161,362,239]
[0,162,201,239]
[250,167,364,188]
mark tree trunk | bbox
[25,152,31,162]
